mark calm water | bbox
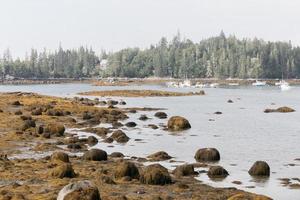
[1,83,300,199]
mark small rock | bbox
[154,112,167,119]
[82,149,107,161]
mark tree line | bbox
[2,32,300,79]
[0,46,99,79]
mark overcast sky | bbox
[0,0,299,58]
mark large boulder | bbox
[248,161,270,177]
[194,148,220,162]
[172,164,197,177]
[45,123,65,136]
[82,149,107,161]
[51,152,70,163]
[115,161,140,179]
[147,151,172,161]
[140,164,172,185]
[207,166,229,178]
[167,116,191,131]
[50,163,76,178]
[57,180,101,200]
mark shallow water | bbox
[1,83,300,199]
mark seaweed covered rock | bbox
[57,180,101,200]
[248,161,270,177]
[51,152,70,163]
[147,151,172,161]
[140,164,172,185]
[167,116,191,131]
[194,148,220,162]
[139,114,149,121]
[45,123,65,136]
[110,130,129,143]
[50,163,76,178]
[173,164,197,177]
[22,119,36,131]
[207,166,229,178]
[110,152,124,158]
[228,193,272,200]
[264,106,295,113]
[87,136,98,146]
[115,161,140,179]
[82,149,107,161]
[154,112,167,119]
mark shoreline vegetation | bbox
[0,92,271,200]
[1,33,300,80]
[78,90,205,97]
[2,77,300,86]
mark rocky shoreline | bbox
[0,92,271,200]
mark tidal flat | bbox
[0,83,299,199]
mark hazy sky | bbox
[0,0,299,58]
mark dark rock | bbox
[167,116,191,131]
[208,166,229,178]
[154,112,167,119]
[148,124,159,129]
[67,143,82,150]
[31,108,43,115]
[214,111,222,115]
[227,99,234,103]
[111,130,129,143]
[139,114,149,121]
[14,110,23,115]
[20,115,32,121]
[110,152,124,158]
[11,101,22,106]
[82,149,107,161]
[173,164,197,177]
[147,151,172,161]
[87,136,98,146]
[36,125,44,134]
[194,148,220,162]
[125,122,137,127]
[51,152,70,163]
[50,163,76,178]
[248,161,270,177]
[140,164,172,185]
[45,123,65,136]
[115,161,140,179]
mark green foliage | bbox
[0,33,299,79]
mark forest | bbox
[2,32,300,79]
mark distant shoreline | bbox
[1,77,300,86]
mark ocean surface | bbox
[1,83,300,199]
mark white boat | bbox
[252,80,266,86]
[210,83,219,88]
[194,82,209,88]
[166,81,178,88]
[228,83,239,86]
[279,80,291,91]
[179,80,191,88]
